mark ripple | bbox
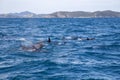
[0,18,120,79]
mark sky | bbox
[0,0,120,14]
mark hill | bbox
[0,10,120,18]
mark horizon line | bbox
[0,10,120,14]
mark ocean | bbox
[0,18,120,80]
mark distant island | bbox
[0,10,120,18]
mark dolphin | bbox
[47,37,51,43]
[21,41,43,52]
[21,37,51,52]
[86,37,95,40]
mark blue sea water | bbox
[0,18,120,80]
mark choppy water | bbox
[0,18,120,80]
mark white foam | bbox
[65,36,72,39]
[77,38,82,41]
[18,38,26,41]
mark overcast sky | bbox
[0,0,120,14]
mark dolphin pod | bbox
[21,37,95,52]
[63,36,95,41]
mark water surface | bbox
[0,18,120,80]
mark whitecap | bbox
[65,36,72,40]
[18,38,26,41]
